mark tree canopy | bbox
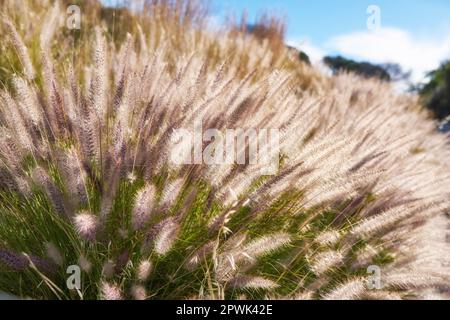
[323,56,391,81]
[419,61,450,120]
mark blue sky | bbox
[213,0,450,43]
[213,0,450,82]
[103,0,450,82]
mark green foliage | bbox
[324,56,391,81]
[419,60,450,120]
[299,51,311,65]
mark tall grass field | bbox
[0,0,449,300]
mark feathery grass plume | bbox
[131,284,147,300]
[32,166,66,216]
[74,211,99,241]
[315,230,341,247]
[160,178,185,209]
[0,248,29,271]
[322,278,367,300]
[228,275,278,290]
[100,282,123,300]
[40,45,67,139]
[2,17,35,80]
[0,0,449,300]
[241,233,291,260]
[0,128,22,171]
[39,1,61,51]
[25,253,57,275]
[350,204,416,239]
[153,217,180,256]
[89,27,108,118]
[57,147,88,208]
[351,245,380,269]
[132,184,157,231]
[45,242,63,266]
[383,272,450,290]
[0,90,34,151]
[102,260,116,279]
[292,291,315,300]
[12,76,42,125]
[136,260,153,282]
[310,250,344,275]
[362,291,403,300]
[78,255,92,273]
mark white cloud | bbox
[288,27,450,84]
[205,14,223,32]
[286,38,327,64]
[327,27,450,83]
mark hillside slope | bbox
[0,0,449,300]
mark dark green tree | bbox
[323,56,391,81]
[419,61,450,120]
